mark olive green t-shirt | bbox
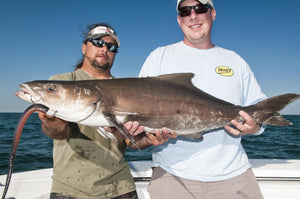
[49,69,135,198]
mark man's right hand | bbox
[38,112,70,139]
[146,128,177,146]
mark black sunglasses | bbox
[87,38,118,53]
[178,3,212,17]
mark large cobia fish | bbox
[16,73,300,142]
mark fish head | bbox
[15,80,104,123]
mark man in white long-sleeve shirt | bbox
[139,0,266,198]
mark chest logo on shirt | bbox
[215,66,234,77]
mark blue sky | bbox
[0,0,299,114]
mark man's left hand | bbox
[224,110,261,136]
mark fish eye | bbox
[46,84,56,93]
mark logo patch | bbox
[215,66,234,77]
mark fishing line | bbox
[1,104,48,199]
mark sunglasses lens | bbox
[194,4,208,14]
[88,39,118,53]
[179,7,191,17]
[107,44,118,53]
[95,40,104,48]
[179,4,209,17]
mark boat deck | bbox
[1,159,300,199]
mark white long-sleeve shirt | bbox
[139,42,266,181]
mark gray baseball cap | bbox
[85,25,120,47]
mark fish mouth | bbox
[15,83,42,104]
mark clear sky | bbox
[0,0,299,114]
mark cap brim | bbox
[89,33,120,47]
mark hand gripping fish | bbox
[15,73,300,143]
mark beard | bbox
[85,54,110,71]
[90,59,110,71]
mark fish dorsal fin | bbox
[151,73,198,90]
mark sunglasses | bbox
[87,38,118,53]
[178,3,212,17]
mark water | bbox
[0,113,299,175]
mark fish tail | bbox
[246,93,300,126]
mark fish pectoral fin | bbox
[102,112,141,151]
[97,127,117,142]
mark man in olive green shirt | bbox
[38,23,177,199]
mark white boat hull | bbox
[1,159,300,199]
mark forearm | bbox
[41,121,70,140]
[38,112,70,140]
[253,124,266,135]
